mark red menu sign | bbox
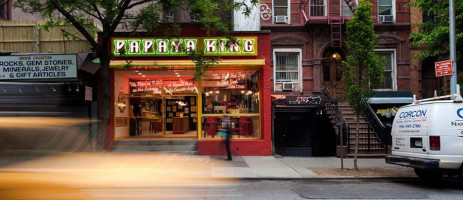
[435,60,453,77]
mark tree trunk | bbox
[97,54,112,150]
[354,113,359,170]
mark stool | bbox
[205,117,218,138]
[239,116,253,137]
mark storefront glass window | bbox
[201,69,260,139]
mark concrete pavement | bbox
[0,151,415,179]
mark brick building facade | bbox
[261,0,414,156]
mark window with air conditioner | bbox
[273,0,290,24]
[376,50,396,90]
[273,49,302,92]
[378,0,395,23]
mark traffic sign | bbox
[435,60,453,77]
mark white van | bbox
[386,91,463,179]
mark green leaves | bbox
[343,0,384,114]
[14,0,257,81]
[409,0,463,62]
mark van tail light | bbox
[430,136,440,151]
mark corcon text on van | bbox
[398,110,427,119]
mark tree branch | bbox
[89,1,105,21]
[108,0,131,33]
[127,0,152,9]
[50,0,99,49]
[77,4,104,21]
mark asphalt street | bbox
[2,175,463,199]
[0,152,460,199]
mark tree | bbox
[342,0,384,170]
[409,0,462,62]
[14,0,257,149]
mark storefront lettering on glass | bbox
[129,79,196,94]
[287,96,322,105]
[112,37,257,56]
[211,72,246,89]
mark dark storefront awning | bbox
[368,91,414,104]
[274,106,312,113]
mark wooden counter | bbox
[173,117,189,134]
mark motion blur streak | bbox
[0,152,237,200]
[0,117,97,128]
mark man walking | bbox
[220,116,232,161]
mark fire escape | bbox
[302,0,358,47]
[329,0,356,47]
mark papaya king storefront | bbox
[107,29,271,155]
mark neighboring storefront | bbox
[0,53,98,151]
[107,27,271,155]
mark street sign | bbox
[435,60,453,77]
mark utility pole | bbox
[450,0,457,95]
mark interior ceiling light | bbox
[215,90,220,94]
[142,75,146,77]
[224,73,230,81]
[138,72,143,75]
[135,70,139,73]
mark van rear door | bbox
[391,105,430,158]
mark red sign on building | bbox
[435,60,453,77]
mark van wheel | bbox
[414,168,443,180]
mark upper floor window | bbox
[376,50,396,90]
[310,0,326,17]
[342,0,358,17]
[422,11,436,23]
[273,49,302,92]
[378,0,395,23]
[273,0,290,24]
[166,12,175,23]
[191,15,200,23]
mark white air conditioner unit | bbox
[274,15,288,24]
[378,15,394,23]
[282,82,294,91]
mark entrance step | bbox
[111,139,198,154]
[277,147,312,157]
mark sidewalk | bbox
[0,151,416,179]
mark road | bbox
[0,152,461,199]
[2,174,463,199]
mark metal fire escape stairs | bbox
[329,0,357,47]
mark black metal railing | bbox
[363,104,391,147]
[322,86,349,146]
[346,104,390,154]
